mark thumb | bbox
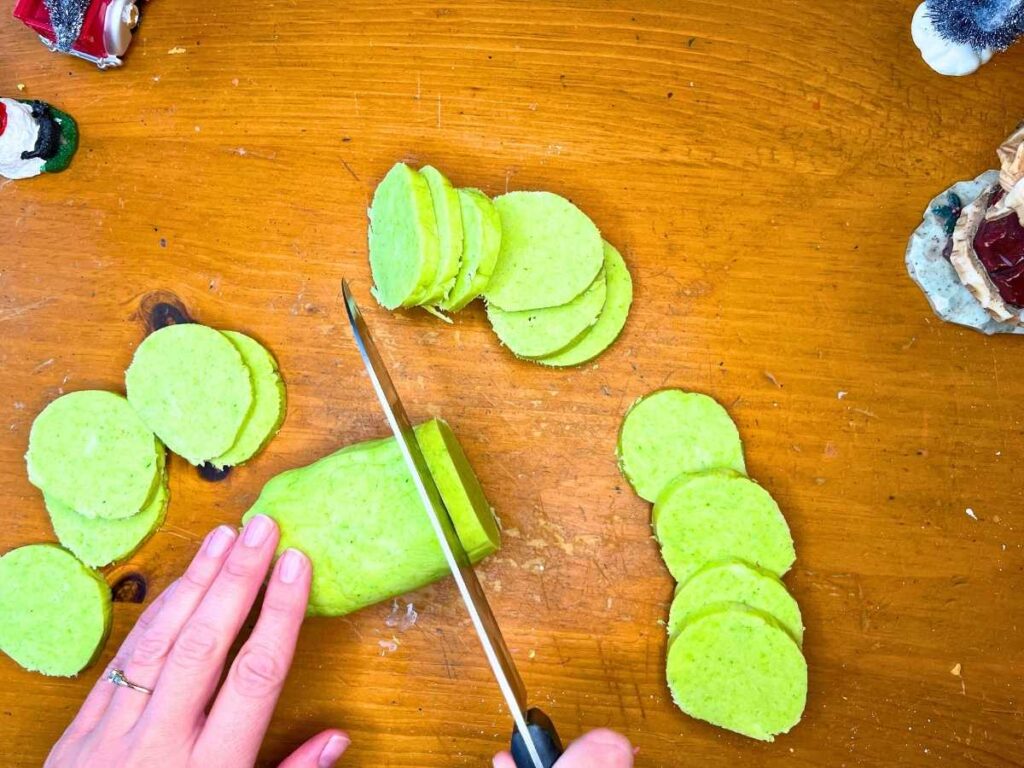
[278,729,351,768]
[556,729,634,767]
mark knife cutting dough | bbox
[3,1,1024,766]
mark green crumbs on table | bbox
[653,469,795,583]
[243,419,499,616]
[26,390,162,520]
[617,389,746,503]
[539,240,633,367]
[209,331,287,469]
[125,323,253,465]
[487,267,608,358]
[46,462,169,569]
[0,544,112,677]
[484,191,604,311]
[368,162,440,309]
[419,165,464,306]
[668,559,803,645]
[440,188,502,312]
[666,605,807,741]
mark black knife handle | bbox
[511,708,564,768]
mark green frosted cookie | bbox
[126,324,253,465]
[654,470,795,583]
[668,560,803,645]
[487,269,607,358]
[210,331,286,468]
[243,419,500,616]
[26,390,161,520]
[539,241,633,367]
[47,460,169,569]
[419,166,464,306]
[369,162,440,309]
[0,544,112,677]
[484,191,603,311]
[617,389,746,503]
[666,604,807,741]
[439,188,502,312]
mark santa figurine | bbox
[912,0,1024,75]
[907,123,1024,335]
[0,98,78,180]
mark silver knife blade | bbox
[341,281,547,768]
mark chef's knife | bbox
[341,280,564,768]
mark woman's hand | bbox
[492,729,634,768]
[46,515,349,768]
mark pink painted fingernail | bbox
[318,734,350,767]
[243,514,274,547]
[204,526,236,557]
[278,548,306,584]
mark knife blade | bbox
[341,280,563,768]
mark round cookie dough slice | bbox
[26,390,161,520]
[0,544,112,676]
[369,162,441,309]
[484,191,604,311]
[209,331,286,469]
[668,560,803,645]
[654,469,795,583]
[126,324,253,465]
[666,604,807,741]
[418,165,464,306]
[439,188,502,312]
[487,268,607,359]
[47,465,169,569]
[539,241,633,367]
[617,388,746,503]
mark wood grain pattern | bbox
[2,1,1023,765]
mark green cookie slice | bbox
[243,419,500,616]
[439,188,502,312]
[46,459,169,569]
[666,604,807,741]
[654,470,795,583]
[487,268,607,359]
[126,324,253,465]
[369,162,440,309]
[668,560,803,645]
[484,191,603,311]
[0,544,112,677]
[26,390,161,520]
[539,241,633,367]
[415,418,501,558]
[210,331,286,468]
[617,388,746,503]
[418,166,464,306]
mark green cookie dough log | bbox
[617,388,746,503]
[46,459,169,569]
[26,390,161,520]
[418,166,464,306]
[539,241,633,367]
[126,324,253,465]
[0,544,112,676]
[666,604,807,741]
[439,188,502,312]
[668,560,803,645]
[487,268,607,359]
[369,162,441,309]
[243,418,500,616]
[484,191,604,311]
[654,469,795,583]
[210,331,286,468]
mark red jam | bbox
[974,189,1024,306]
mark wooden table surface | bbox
[2,1,1023,765]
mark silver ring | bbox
[107,668,153,695]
